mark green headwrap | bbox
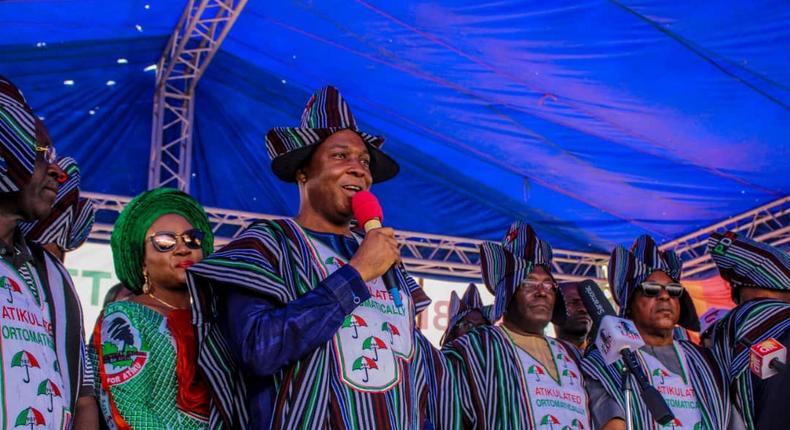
[110,188,214,293]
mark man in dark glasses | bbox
[583,235,744,430]
[0,77,97,428]
[443,222,592,429]
[707,232,790,429]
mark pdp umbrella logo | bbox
[562,368,579,385]
[352,356,378,383]
[560,421,586,430]
[324,257,346,269]
[36,379,61,412]
[342,314,368,339]
[11,350,40,383]
[540,414,560,429]
[325,256,347,269]
[556,352,573,370]
[652,368,670,384]
[527,365,545,382]
[101,314,148,384]
[661,418,683,429]
[361,336,388,361]
[1,276,22,303]
[381,322,400,344]
[14,407,46,429]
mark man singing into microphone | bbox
[186,86,455,428]
[707,232,790,429]
[444,222,592,429]
[583,235,742,430]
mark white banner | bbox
[64,242,120,337]
[415,279,494,346]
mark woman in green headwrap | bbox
[89,188,214,430]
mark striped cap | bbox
[265,86,399,183]
[0,76,40,192]
[480,222,564,322]
[20,157,95,252]
[441,283,491,345]
[609,235,699,330]
[707,231,790,291]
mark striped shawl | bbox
[187,218,457,429]
[709,299,790,429]
[582,341,731,430]
[443,326,584,429]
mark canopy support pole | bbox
[148,0,248,192]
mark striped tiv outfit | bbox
[188,219,459,429]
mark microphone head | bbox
[352,190,383,228]
[577,279,616,339]
[596,315,646,365]
[750,338,787,379]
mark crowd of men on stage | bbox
[0,76,788,429]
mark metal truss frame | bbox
[148,0,248,192]
[84,191,788,282]
[661,195,789,279]
[82,192,609,283]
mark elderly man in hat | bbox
[552,282,592,350]
[583,235,742,430]
[440,283,491,346]
[0,77,95,428]
[21,156,95,262]
[18,155,97,428]
[707,232,790,429]
[186,86,456,429]
[444,222,591,429]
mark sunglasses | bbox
[639,281,685,298]
[148,229,204,252]
[35,145,57,164]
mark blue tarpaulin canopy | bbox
[1,0,787,252]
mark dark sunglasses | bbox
[148,229,204,252]
[639,281,685,298]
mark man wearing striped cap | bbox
[18,156,97,428]
[440,283,491,346]
[444,222,590,429]
[0,77,94,429]
[20,156,95,262]
[187,86,456,429]
[707,231,790,429]
[583,235,741,430]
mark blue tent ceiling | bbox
[1,0,787,252]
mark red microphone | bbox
[750,338,787,379]
[351,191,403,308]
